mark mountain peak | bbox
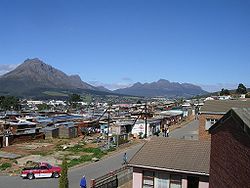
[133,82,142,86]
[23,58,46,66]
[157,79,169,83]
[0,58,97,95]
[24,57,42,62]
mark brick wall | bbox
[209,117,250,188]
[199,114,222,140]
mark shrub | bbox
[0,163,12,171]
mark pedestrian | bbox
[123,152,128,165]
[80,175,87,188]
[166,127,170,137]
[156,128,160,136]
[163,127,167,137]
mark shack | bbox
[58,123,77,139]
[42,127,59,139]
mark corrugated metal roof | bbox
[129,137,210,175]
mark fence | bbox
[90,166,133,188]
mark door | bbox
[40,166,52,178]
[187,176,199,188]
[33,167,41,178]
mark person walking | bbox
[80,175,87,188]
[123,152,128,165]
[163,127,167,137]
[166,127,170,137]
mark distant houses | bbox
[0,98,188,148]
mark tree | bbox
[37,103,49,111]
[136,100,142,104]
[68,93,81,109]
[0,96,19,111]
[69,93,81,103]
[220,88,230,96]
[59,157,69,188]
[236,83,247,94]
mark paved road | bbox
[0,120,198,188]
[170,119,199,140]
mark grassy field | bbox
[43,91,69,97]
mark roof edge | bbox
[209,109,232,133]
[128,164,209,176]
[209,108,250,135]
[199,111,226,115]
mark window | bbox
[40,166,48,170]
[205,118,218,130]
[170,175,182,188]
[143,171,154,188]
[155,172,169,188]
[47,164,52,169]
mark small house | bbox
[42,127,59,139]
[129,137,210,188]
[58,123,77,139]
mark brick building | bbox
[209,108,250,188]
[199,100,250,140]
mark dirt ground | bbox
[0,135,90,174]
[1,135,86,155]
[0,133,141,175]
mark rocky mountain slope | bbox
[114,79,207,98]
[0,58,98,96]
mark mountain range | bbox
[114,79,207,98]
[0,58,207,98]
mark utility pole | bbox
[144,102,148,138]
[116,133,119,148]
[107,106,110,149]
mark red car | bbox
[21,162,61,180]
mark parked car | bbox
[21,162,61,180]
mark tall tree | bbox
[68,93,81,109]
[37,103,49,111]
[59,157,69,188]
[236,83,247,94]
[0,96,19,111]
[220,88,230,96]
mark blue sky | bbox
[0,0,249,91]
